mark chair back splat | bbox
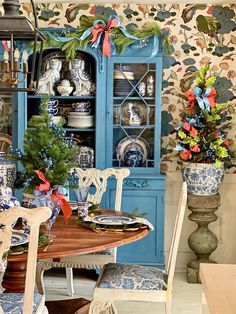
[74,167,130,211]
[89,182,188,314]
[0,206,51,314]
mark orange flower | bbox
[223,139,230,148]
[180,150,192,160]
[183,122,198,137]
[190,144,200,152]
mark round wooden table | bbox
[3,212,149,292]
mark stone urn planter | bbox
[182,163,224,196]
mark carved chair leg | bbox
[66,267,74,296]
[36,260,54,295]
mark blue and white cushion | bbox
[0,292,43,314]
[97,263,168,290]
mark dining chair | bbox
[36,167,130,297]
[0,133,12,153]
[0,206,51,314]
[89,182,187,314]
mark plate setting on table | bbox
[11,231,29,247]
[88,214,138,226]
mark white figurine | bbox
[36,58,62,95]
[127,103,141,126]
[0,186,20,211]
[69,58,95,96]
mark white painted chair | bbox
[0,206,51,314]
[36,167,130,297]
[89,182,187,314]
[0,133,12,152]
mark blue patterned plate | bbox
[93,215,138,225]
[11,231,29,247]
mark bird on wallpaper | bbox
[222,54,235,61]
[49,18,61,26]
[21,3,32,17]
[138,5,149,18]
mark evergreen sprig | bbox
[8,96,78,193]
[43,15,170,60]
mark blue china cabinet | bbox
[13,31,166,268]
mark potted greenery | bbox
[174,65,235,195]
[8,95,78,222]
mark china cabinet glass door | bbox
[109,60,162,173]
[0,94,13,152]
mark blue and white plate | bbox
[116,135,150,166]
[93,214,138,225]
[11,231,29,247]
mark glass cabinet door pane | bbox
[0,94,13,152]
[112,63,156,168]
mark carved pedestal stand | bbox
[187,193,220,283]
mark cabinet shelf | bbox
[64,127,95,132]
[113,125,155,129]
[113,96,155,101]
[27,95,96,100]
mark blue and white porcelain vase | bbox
[182,163,224,196]
[0,152,16,190]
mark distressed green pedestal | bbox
[187,193,220,283]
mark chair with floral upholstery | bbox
[0,206,51,314]
[36,167,130,297]
[89,182,187,314]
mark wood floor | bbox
[44,269,202,314]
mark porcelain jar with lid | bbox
[0,152,16,190]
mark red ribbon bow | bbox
[185,87,217,113]
[91,17,119,58]
[35,170,72,224]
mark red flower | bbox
[223,139,230,148]
[180,150,192,160]
[213,130,219,138]
[207,5,214,14]
[89,6,96,14]
[190,144,200,153]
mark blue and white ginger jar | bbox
[182,163,224,196]
[0,152,16,190]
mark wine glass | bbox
[45,203,60,239]
[73,187,89,219]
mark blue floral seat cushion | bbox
[0,292,42,314]
[97,263,168,290]
[92,249,112,255]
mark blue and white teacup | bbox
[47,100,59,116]
[72,101,90,112]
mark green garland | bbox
[43,15,171,60]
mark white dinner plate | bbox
[92,215,138,225]
[11,231,29,247]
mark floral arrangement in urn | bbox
[172,65,235,195]
[8,95,78,222]
[174,65,235,168]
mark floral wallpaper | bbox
[1,3,235,172]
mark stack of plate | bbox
[67,112,95,128]
[114,70,134,80]
[114,79,137,96]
